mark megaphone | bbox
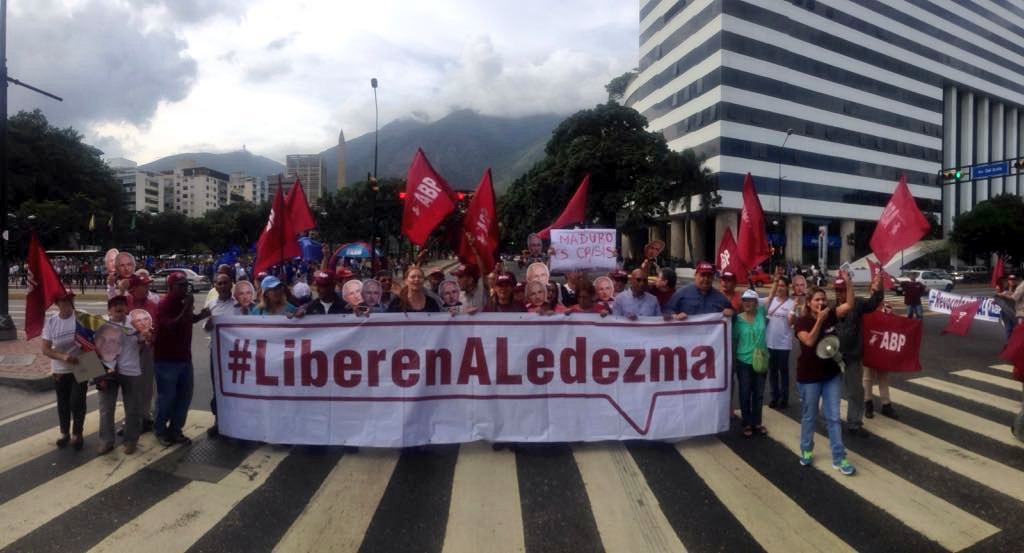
[815,335,846,371]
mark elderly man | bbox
[202,273,241,437]
[612,269,661,319]
[153,272,211,447]
[663,261,734,320]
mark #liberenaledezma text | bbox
[213,313,731,447]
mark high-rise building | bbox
[229,172,260,204]
[625,0,1024,265]
[337,129,347,190]
[286,154,327,204]
[106,157,163,214]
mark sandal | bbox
[756,426,768,436]
[742,426,754,438]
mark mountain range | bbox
[138,110,565,193]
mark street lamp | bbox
[1,0,64,340]
[777,128,794,269]
[369,77,379,273]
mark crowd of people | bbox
[42,237,1024,473]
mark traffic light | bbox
[398,191,407,200]
[1015,159,1024,171]
[941,168,962,182]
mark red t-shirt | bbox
[902,281,926,306]
[793,311,841,383]
[154,294,193,362]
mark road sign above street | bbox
[971,161,1009,180]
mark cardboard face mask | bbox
[129,309,152,334]
[104,249,120,274]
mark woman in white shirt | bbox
[765,275,795,409]
[41,289,87,450]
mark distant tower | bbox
[336,129,346,190]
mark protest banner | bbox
[926,289,1002,323]
[213,313,731,446]
[861,311,923,372]
[549,229,617,273]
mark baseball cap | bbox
[428,267,445,278]
[696,261,715,274]
[256,271,269,281]
[610,269,628,281]
[496,272,515,286]
[313,271,335,286]
[741,289,759,301]
[452,264,480,279]
[335,267,354,280]
[514,282,526,291]
[261,275,283,290]
[166,272,188,288]
[721,271,737,281]
[292,282,312,299]
[834,276,847,288]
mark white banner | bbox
[213,313,731,446]
[927,289,1002,323]
[550,229,617,272]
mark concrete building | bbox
[159,160,231,218]
[625,0,1024,267]
[337,129,347,190]
[286,154,327,204]
[106,158,163,214]
[229,172,260,204]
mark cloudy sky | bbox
[6,0,639,164]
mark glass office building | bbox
[625,0,1024,265]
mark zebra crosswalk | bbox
[0,365,1021,552]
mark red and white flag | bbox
[941,298,982,336]
[538,174,590,239]
[458,169,500,270]
[402,148,457,246]
[716,228,748,284]
[866,257,895,290]
[737,173,770,269]
[991,255,1005,288]
[25,233,66,340]
[1000,325,1024,382]
[284,178,316,235]
[869,175,931,265]
[862,311,923,372]
[254,185,301,275]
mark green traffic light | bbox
[955,170,962,179]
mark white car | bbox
[893,270,954,295]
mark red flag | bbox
[869,175,931,265]
[402,148,457,246]
[991,255,1005,288]
[737,173,770,269]
[941,298,982,336]
[537,174,589,239]
[1000,325,1024,382]
[862,311,922,372]
[284,178,316,235]
[25,233,66,340]
[254,185,301,275]
[458,169,500,270]
[866,257,895,290]
[716,228,748,284]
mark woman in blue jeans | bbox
[793,286,856,475]
[734,289,768,437]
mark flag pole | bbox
[278,175,286,281]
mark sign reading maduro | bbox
[213,313,731,446]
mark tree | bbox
[497,101,716,261]
[949,194,1024,261]
[605,71,637,103]
[317,178,405,253]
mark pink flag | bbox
[869,175,931,265]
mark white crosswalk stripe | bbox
[0,372,1021,552]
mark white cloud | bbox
[6,0,639,164]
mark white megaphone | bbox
[815,335,845,371]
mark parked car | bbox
[949,265,990,283]
[893,270,954,295]
[748,269,772,287]
[150,268,211,293]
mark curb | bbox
[0,371,54,392]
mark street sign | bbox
[971,161,1009,180]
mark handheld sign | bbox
[550,229,617,273]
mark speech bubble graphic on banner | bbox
[213,314,732,445]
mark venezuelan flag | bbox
[74,310,108,352]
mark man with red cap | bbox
[663,261,734,319]
[833,270,886,434]
[306,271,346,315]
[719,270,742,311]
[153,272,211,447]
[485,272,526,312]
[454,264,485,313]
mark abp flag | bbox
[458,169,500,270]
[737,173,770,269]
[402,148,457,246]
[24,233,66,340]
[716,228,748,284]
[941,298,982,337]
[869,175,930,265]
